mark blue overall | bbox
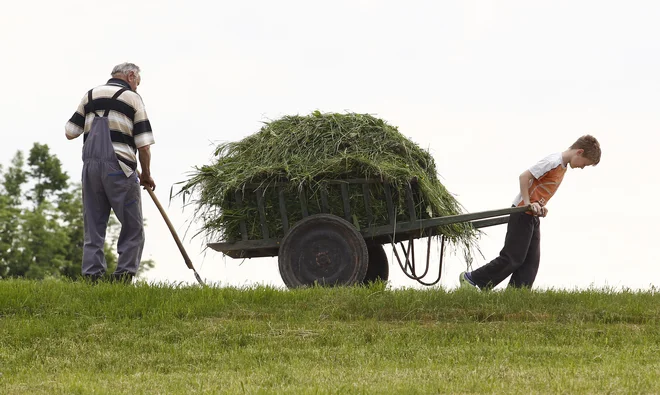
[81,88,144,277]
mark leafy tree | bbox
[27,143,69,207]
[3,151,27,204]
[55,185,85,278]
[0,192,12,278]
[0,152,27,278]
[0,143,155,280]
[13,201,68,278]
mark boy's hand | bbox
[530,202,548,217]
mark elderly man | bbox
[65,62,156,283]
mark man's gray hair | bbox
[111,62,141,76]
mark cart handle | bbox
[362,205,531,238]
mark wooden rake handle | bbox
[144,186,195,270]
[140,178,205,286]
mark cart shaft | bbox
[361,205,529,239]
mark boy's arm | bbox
[519,170,544,216]
[519,170,534,206]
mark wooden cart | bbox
[208,179,528,288]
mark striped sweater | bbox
[65,78,155,176]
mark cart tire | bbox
[278,214,369,289]
[362,244,389,284]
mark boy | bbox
[460,135,601,290]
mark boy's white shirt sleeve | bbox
[528,153,562,179]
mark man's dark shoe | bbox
[110,273,135,284]
[81,274,103,284]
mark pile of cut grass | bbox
[178,111,477,253]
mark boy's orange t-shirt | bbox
[513,152,567,210]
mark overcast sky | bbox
[1,0,658,290]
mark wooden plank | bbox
[299,188,309,217]
[405,183,417,222]
[278,186,289,233]
[383,182,395,225]
[208,239,280,252]
[340,183,351,222]
[234,190,248,241]
[362,183,373,224]
[207,239,280,258]
[320,187,329,213]
[255,188,269,239]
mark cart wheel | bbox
[278,214,369,289]
[362,243,389,284]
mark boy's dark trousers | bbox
[470,210,541,289]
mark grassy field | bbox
[0,280,659,394]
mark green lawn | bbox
[0,280,658,394]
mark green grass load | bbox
[178,111,478,255]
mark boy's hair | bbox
[570,135,601,165]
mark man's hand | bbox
[137,145,154,191]
[139,172,156,191]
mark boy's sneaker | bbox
[459,271,479,290]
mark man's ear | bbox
[576,148,585,155]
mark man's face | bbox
[128,71,141,91]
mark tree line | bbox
[0,143,153,279]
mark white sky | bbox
[1,0,658,290]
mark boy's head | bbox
[568,135,601,169]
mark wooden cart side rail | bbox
[207,205,530,257]
[208,238,279,253]
[234,178,393,242]
[234,178,415,242]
